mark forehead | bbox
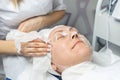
[49,26,77,37]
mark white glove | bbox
[6,30,40,54]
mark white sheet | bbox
[62,61,120,80]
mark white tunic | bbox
[0,0,65,80]
[0,0,66,39]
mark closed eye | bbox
[57,35,66,40]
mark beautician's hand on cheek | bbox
[20,39,50,57]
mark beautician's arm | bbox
[0,40,17,54]
[18,10,65,32]
[0,39,48,56]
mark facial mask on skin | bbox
[61,32,68,36]
[47,38,68,71]
[38,25,91,76]
[54,31,68,40]
[78,35,91,48]
[49,31,91,72]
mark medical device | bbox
[93,0,120,51]
[112,0,120,19]
[92,0,120,66]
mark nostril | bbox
[75,34,78,38]
[72,35,74,39]
[71,32,78,39]
[72,34,78,39]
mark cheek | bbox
[51,44,72,65]
[51,43,69,58]
[72,42,91,55]
[74,47,92,61]
[53,43,69,52]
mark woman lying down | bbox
[6,25,120,80]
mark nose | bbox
[71,32,78,39]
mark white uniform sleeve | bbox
[53,0,66,11]
[0,23,10,40]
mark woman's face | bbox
[49,26,92,71]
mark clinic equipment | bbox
[92,0,120,66]
[112,0,120,19]
[93,0,120,48]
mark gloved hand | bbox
[6,30,50,57]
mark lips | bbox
[71,40,81,49]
